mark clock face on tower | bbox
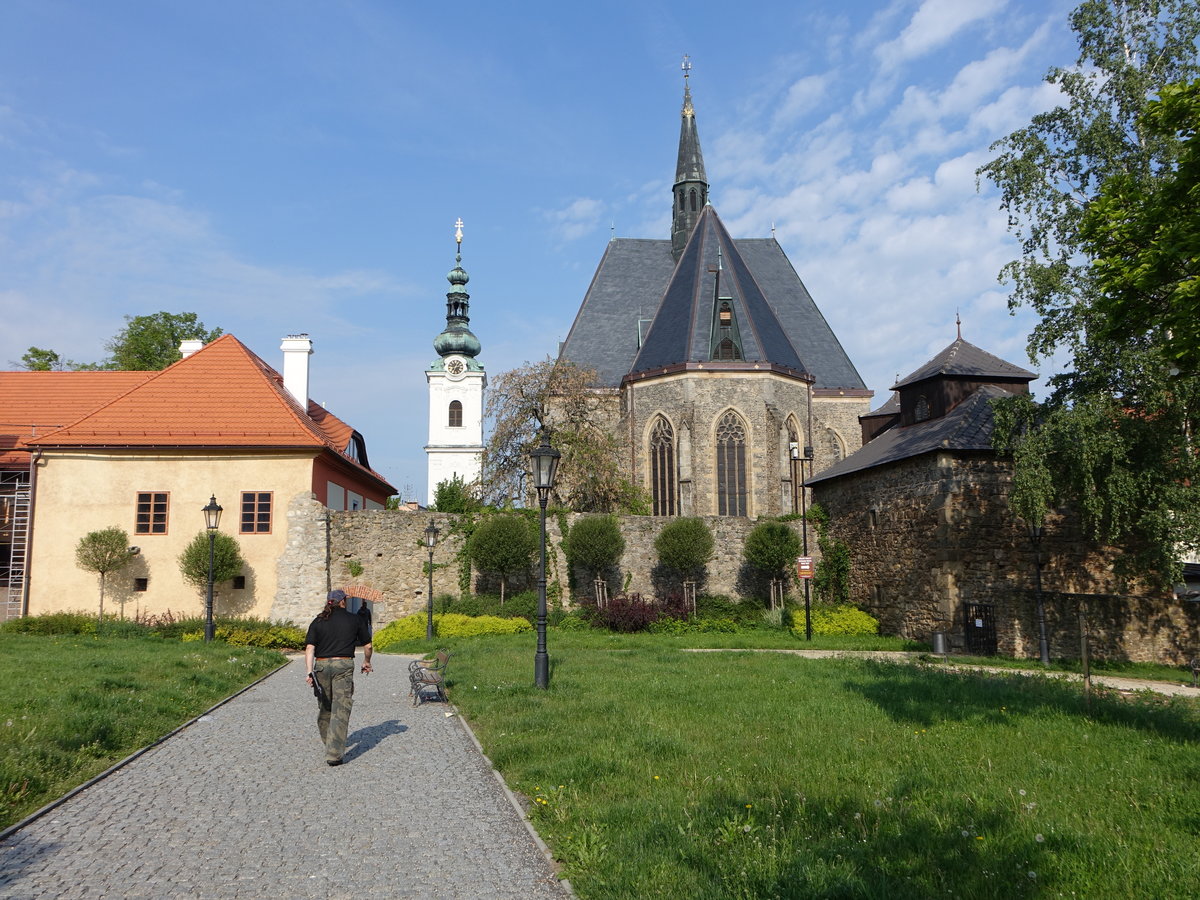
[445,357,466,377]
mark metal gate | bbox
[963,602,997,656]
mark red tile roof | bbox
[1,335,393,491]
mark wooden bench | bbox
[409,649,451,706]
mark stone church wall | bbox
[623,370,815,518]
[811,451,1200,664]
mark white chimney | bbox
[280,334,312,406]
[179,339,205,359]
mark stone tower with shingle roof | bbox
[557,62,872,517]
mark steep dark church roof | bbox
[558,69,866,393]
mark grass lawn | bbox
[406,631,1200,899]
[0,634,285,830]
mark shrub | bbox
[647,616,741,635]
[564,514,625,587]
[801,604,880,637]
[588,593,689,633]
[743,522,802,579]
[178,531,245,596]
[655,517,714,575]
[0,612,99,635]
[469,515,537,604]
[372,613,532,650]
[653,518,714,595]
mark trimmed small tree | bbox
[75,527,136,627]
[178,531,245,612]
[653,517,714,596]
[563,514,625,597]
[469,515,536,605]
[743,522,802,581]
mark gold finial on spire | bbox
[454,217,464,246]
[681,54,694,117]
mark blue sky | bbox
[0,0,1080,500]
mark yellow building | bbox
[0,334,394,622]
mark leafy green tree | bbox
[469,514,536,604]
[17,347,65,371]
[564,515,625,594]
[743,522,801,580]
[652,517,714,594]
[482,357,645,513]
[431,474,482,513]
[178,531,245,606]
[980,0,1200,580]
[105,311,222,370]
[1082,79,1200,375]
[75,528,136,627]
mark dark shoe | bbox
[326,758,343,767]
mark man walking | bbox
[305,589,373,766]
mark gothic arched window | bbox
[649,417,676,516]
[448,400,463,427]
[690,188,697,211]
[716,411,748,516]
[828,428,844,462]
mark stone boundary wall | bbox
[270,502,808,627]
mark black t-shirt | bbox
[306,607,371,658]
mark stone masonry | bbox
[270,499,807,627]
[812,451,1200,664]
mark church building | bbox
[558,62,871,517]
[425,221,486,506]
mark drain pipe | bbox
[22,449,42,617]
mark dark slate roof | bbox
[893,338,1035,390]
[631,206,806,375]
[807,384,1009,484]
[864,393,901,417]
[559,211,867,391]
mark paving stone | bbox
[0,654,571,899]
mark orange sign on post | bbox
[796,556,814,580]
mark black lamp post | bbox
[799,444,814,641]
[424,520,439,640]
[530,433,560,689]
[202,495,222,642]
[1026,521,1050,665]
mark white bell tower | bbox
[425,219,486,506]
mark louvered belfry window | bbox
[716,412,747,516]
[650,416,676,517]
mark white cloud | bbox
[876,0,1008,70]
[541,197,606,242]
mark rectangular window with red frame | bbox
[135,492,169,534]
[240,491,272,534]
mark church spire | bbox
[433,218,482,363]
[671,55,709,263]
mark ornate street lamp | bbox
[202,495,222,642]
[798,444,814,641]
[424,520,440,640]
[1026,520,1050,665]
[530,433,560,689]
